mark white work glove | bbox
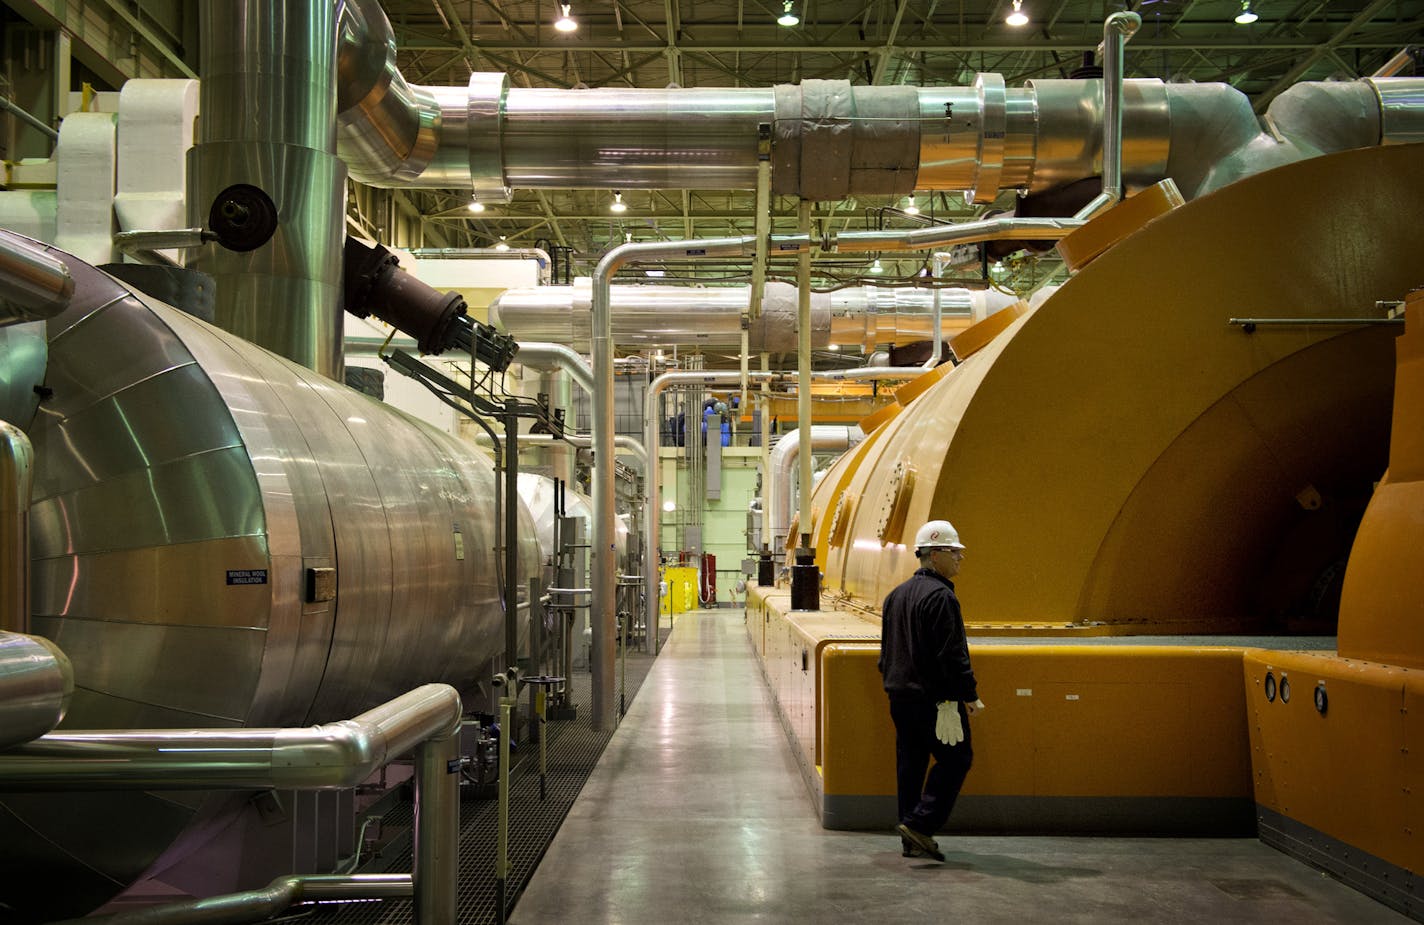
[935,701,964,745]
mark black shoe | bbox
[896,823,946,862]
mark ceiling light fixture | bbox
[495,237,510,251]
[468,200,485,213]
[778,1,800,27]
[1234,1,1258,23]
[555,4,578,32]
[610,191,628,213]
[1006,0,1029,27]
[870,258,884,274]
[904,194,919,215]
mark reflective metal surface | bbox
[491,283,996,353]
[189,0,346,379]
[336,0,437,185]
[0,633,71,748]
[1367,77,1424,144]
[329,0,1424,201]
[0,683,460,791]
[0,234,538,919]
[0,420,32,633]
[0,322,46,427]
[0,233,73,326]
[517,472,630,572]
[54,875,414,925]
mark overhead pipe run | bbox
[490,282,1019,354]
[334,0,1424,204]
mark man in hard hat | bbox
[879,519,985,862]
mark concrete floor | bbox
[511,609,1409,924]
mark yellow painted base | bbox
[747,584,1424,880]
[1243,649,1424,877]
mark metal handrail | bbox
[0,683,463,924]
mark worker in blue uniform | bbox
[878,519,985,862]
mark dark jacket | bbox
[878,567,977,703]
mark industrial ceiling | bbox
[4,0,1422,279]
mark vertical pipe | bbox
[796,202,814,551]
[413,727,459,925]
[1075,12,1141,220]
[0,422,33,635]
[504,399,520,671]
[191,0,347,378]
[924,253,947,370]
[591,249,622,729]
[495,689,512,922]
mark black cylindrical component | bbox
[757,549,775,586]
[342,237,468,354]
[789,546,820,611]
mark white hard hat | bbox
[914,520,965,551]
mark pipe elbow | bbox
[1105,10,1141,36]
[272,723,386,789]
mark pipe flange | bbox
[1364,77,1424,145]
[468,72,512,202]
[970,73,1006,205]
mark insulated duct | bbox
[332,0,1424,203]
[190,0,346,379]
[490,282,1020,354]
[0,234,538,920]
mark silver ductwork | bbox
[766,426,865,555]
[491,281,1020,354]
[190,0,346,379]
[0,234,538,920]
[332,0,1424,203]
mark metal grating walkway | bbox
[307,636,665,925]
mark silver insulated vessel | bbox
[0,233,535,919]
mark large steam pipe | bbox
[491,283,995,354]
[334,0,1424,203]
[190,0,346,379]
[0,235,74,326]
[0,683,462,922]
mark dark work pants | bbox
[890,698,973,836]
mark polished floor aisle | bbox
[510,609,1408,924]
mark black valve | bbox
[208,184,279,253]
